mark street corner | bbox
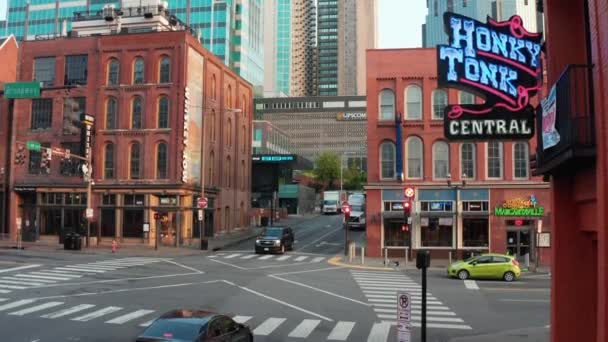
[327,256,398,271]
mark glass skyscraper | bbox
[275,0,291,95]
[2,0,264,87]
[317,0,338,96]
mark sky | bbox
[378,0,428,48]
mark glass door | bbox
[506,229,532,263]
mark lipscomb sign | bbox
[437,13,543,141]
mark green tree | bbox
[343,167,367,190]
[314,152,340,189]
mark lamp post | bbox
[447,173,467,260]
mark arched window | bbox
[227,85,233,107]
[106,97,117,129]
[159,56,170,83]
[432,89,448,120]
[157,142,168,179]
[227,118,232,146]
[242,125,246,152]
[241,160,245,190]
[487,141,503,179]
[380,141,396,179]
[406,136,423,179]
[513,142,529,179]
[107,58,119,85]
[225,156,232,187]
[158,96,169,128]
[210,110,216,141]
[131,96,142,129]
[208,151,215,185]
[133,57,144,84]
[379,89,395,121]
[461,143,476,179]
[212,74,217,100]
[459,91,475,105]
[130,142,141,179]
[433,141,450,179]
[406,85,422,120]
[104,143,115,179]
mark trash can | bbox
[73,234,82,250]
[200,238,208,250]
[63,232,74,250]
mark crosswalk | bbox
[351,270,472,330]
[0,298,395,341]
[209,253,326,263]
[0,257,165,294]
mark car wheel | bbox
[503,271,515,282]
[457,270,469,280]
[248,333,254,342]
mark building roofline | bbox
[0,34,18,50]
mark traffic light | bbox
[403,200,411,215]
[40,148,52,173]
[15,144,26,165]
[401,224,409,232]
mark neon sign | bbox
[437,13,543,141]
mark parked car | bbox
[255,226,294,254]
[447,253,521,282]
[135,309,253,342]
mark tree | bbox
[343,167,367,190]
[314,152,340,189]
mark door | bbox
[506,229,532,263]
[469,256,493,278]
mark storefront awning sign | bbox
[494,196,544,217]
[437,13,543,141]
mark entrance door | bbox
[506,228,532,262]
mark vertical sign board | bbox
[183,47,204,185]
[437,13,543,141]
[397,292,412,342]
[80,114,95,162]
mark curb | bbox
[327,256,397,271]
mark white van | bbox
[346,194,366,229]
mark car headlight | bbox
[255,239,260,244]
[274,240,281,246]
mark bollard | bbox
[525,253,530,269]
[449,251,452,265]
[112,239,117,253]
[361,247,365,265]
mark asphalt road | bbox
[0,214,549,342]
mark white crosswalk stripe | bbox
[312,257,325,263]
[41,304,96,319]
[139,319,155,327]
[0,299,37,311]
[367,322,392,342]
[14,274,73,281]
[105,309,155,324]
[0,284,27,290]
[224,253,242,259]
[0,290,11,294]
[71,306,122,322]
[2,276,56,283]
[276,255,291,261]
[0,279,45,286]
[9,301,64,316]
[54,267,106,273]
[258,255,274,260]
[352,270,472,331]
[240,254,257,259]
[327,321,356,340]
[30,271,82,278]
[287,319,321,338]
[253,317,285,336]
[232,315,253,324]
[294,256,308,262]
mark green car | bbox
[447,253,521,282]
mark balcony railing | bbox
[533,64,596,175]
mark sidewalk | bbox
[449,326,549,342]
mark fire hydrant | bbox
[112,239,117,253]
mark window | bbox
[159,56,170,83]
[64,55,88,85]
[210,110,216,141]
[157,143,168,179]
[225,156,231,187]
[212,75,217,100]
[487,141,503,178]
[158,96,169,128]
[406,85,422,120]
[29,149,42,174]
[107,58,119,85]
[209,151,215,185]
[463,218,489,247]
[514,142,529,179]
[241,160,246,190]
[130,143,141,179]
[34,57,55,87]
[459,91,475,105]
[227,118,232,146]
[422,217,453,247]
[380,141,396,179]
[461,143,476,179]
[31,99,53,129]
[433,141,450,179]
[379,89,395,121]
[406,136,423,179]
[432,89,448,120]
[62,97,85,135]
[104,144,115,179]
[434,0,438,16]
[106,97,118,129]
[132,96,142,129]
[133,57,144,84]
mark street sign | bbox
[4,81,41,99]
[85,208,94,219]
[404,187,415,199]
[198,210,203,221]
[26,140,41,152]
[397,292,412,342]
[198,197,208,209]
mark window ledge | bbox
[377,121,395,127]
[430,121,443,127]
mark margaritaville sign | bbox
[437,13,543,141]
[494,196,545,217]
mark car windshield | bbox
[142,319,205,341]
[324,200,337,205]
[350,205,363,211]
[262,228,283,237]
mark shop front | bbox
[381,190,411,258]
[459,189,490,259]
[416,190,457,259]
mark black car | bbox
[255,226,294,254]
[135,309,253,342]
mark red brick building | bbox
[3,21,252,247]
[365,48,551,266]
[536,1,607,341]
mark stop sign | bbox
[198,197,208,209]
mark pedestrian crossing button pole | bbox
[416,249,431,342]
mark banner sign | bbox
[541,84,560,149]
[494,195,545,217]
[437,13,543,141]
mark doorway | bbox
[506,228,532,262]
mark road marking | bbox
[207,255,219,258]
[105,309,155,324]
[270,267,339,276]
[270,275,370,306]
[373,303,450,310]
[0,284,27,289]
[252,317,286,336]
[14,274,71,281]
[351,271,401,276]
[361,286,423,291]
[258,255,274,260]
[232,315,252,324]
[0,290,10,294]
[0,298,7,302]
[54,267,106,273]
[288,319,321,338]
[41,304,96,319]
[41,270,85,276]
[0,265,41,274]
[294,256,308,262]
[163,260,205,274]
[71,306,122,321]
[276,255,291,261]
[369,298,441,305]
[379,314,464,323]
[2,276,56,283]
[384,321,473,330]
[224,253,242,259]
[367,322,391,342]
[73,264,119,270]
[296,226,343,251]
[240,255,257,259]
[311,257,325,263]
[373,308,456,316]
[327,321,355,340]
[210,259,248,270]
[29,272,82,278]
[9,301,64,316]
[0,299,37,311]
[0,279,45,286]
[139,319,155,327]
[464,280,479,290]
[499,299,550,302]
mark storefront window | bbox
[421,217,453,247]
[101,194,117,237]
[384,220,410,247]
[123,194,144,238]
[462,218,489,247]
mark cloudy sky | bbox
[378,0,428,48]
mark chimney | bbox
[61,19,67,36]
